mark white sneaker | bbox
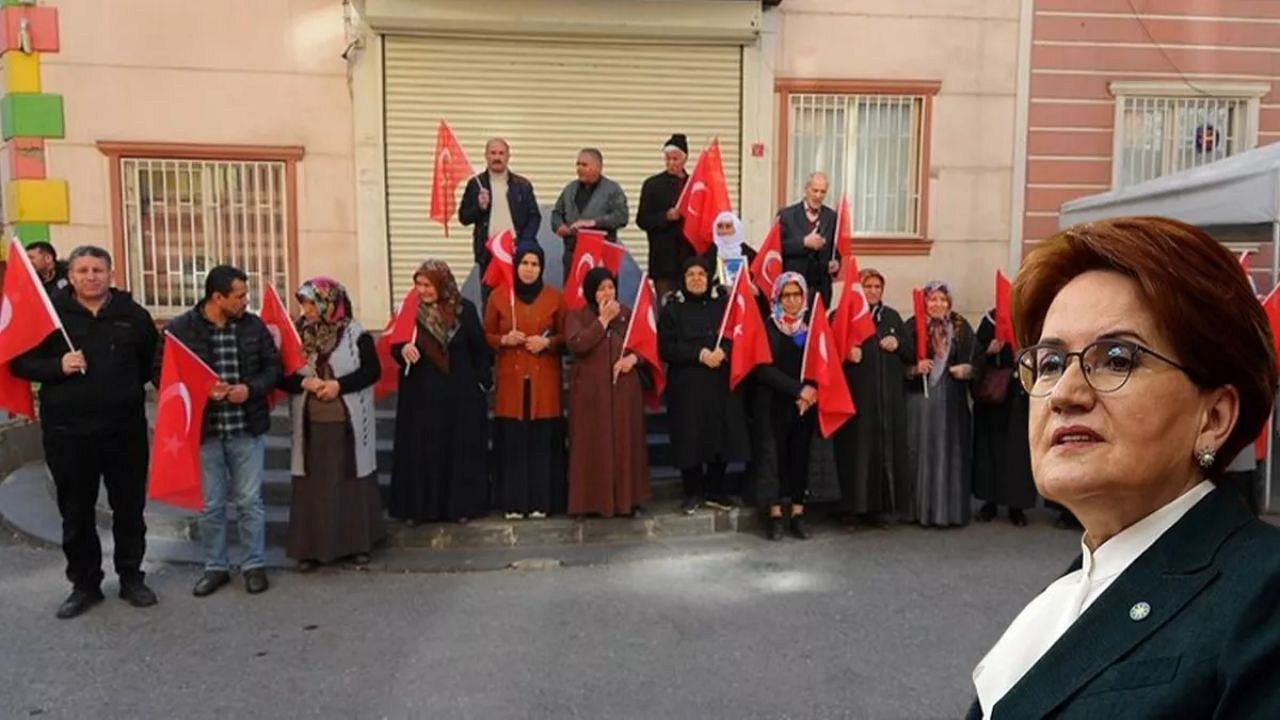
[528,511,547,519]
[504,512,523,520]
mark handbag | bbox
[974,366,1013,405]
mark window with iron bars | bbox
[120,158,292,318]
[787,93,924,237]
[1115,96,1250,188]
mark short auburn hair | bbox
[1012,216,1277,477]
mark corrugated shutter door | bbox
[384,35,741,294]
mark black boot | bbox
[766,516,785,541]
[1009,508,1028,527]
[790,515,812,540]
[976,502,997,523]
[56,587,104,620]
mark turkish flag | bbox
[602,239,626,275]
[749,220,783,299]
[428,120,474,238]
[149,333,219,510]
[564,228,607,311]
[374,289,419,399]
[621,274,666,409]
[912,287,929,363]
[995,270,1017,350]
[724,271,772,390]
[834,194,853,266]
[675,138,732,255]
[0,361,34,419]
[260,283,306,376]
[482,229,516,291]
[801,295,855,438]
[832,254,877,360]
[0,238,61,364]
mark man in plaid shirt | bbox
[164,265,280,597]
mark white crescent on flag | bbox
[851,284,871,321]
[685,181,707,217]
[265,324,282,349]
[761,251,783,287]
[733,295,746,338]
[158,381,194,436]
[489,233,513,264]
[0,297,11,334]
[818,335,829,364]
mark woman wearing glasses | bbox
[903,281,978,527]
[968,217,1280,719]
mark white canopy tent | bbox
[1058,142,1280,513]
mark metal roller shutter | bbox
[383,34,742,293]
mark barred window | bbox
[787,93,924,237]
[1115,96,1250,188]
[119,157,293,317]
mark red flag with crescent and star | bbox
[602,239,625,275]
[675,138,732,255]
[482,229,516,293]
[620,274,665,409]
[259,283,306,409]
[831,253,877,360]
[801,294,855,438]
[149,332,220,510]
[374,289,420,399]
[994,270,1017,350]
[428,120,474,237]
[748,219,783,299]
[0,238,65,418]
[912,287,929,363]
[723,270,772,390]
[564,229,607,311]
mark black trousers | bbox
[681,461,728,500]
[43,417,149,590]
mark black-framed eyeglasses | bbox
[1014,339,1193,397]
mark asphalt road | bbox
[1,513,1079,720]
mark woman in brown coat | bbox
[485,244,567,519]
[566,267,652,518]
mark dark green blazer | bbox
[967,487,1280,719]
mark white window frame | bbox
[1109,81,1268,189]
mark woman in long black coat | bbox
[971,309,1037,526]
[834,268,913,526]
[659,256,750,513]
[388,259,492,525]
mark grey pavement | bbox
[0,512,1081,720]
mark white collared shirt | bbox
[972,481,1214,718]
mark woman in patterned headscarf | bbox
[387,259,492,525]
[903,280,977,527]
[745,272,840,541]
[279,277,384,570]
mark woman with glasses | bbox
[967,217,1280,719]
[903,281,978,527]
[746,272,840,540]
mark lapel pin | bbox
[1129,601,1151,621]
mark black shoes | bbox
[680,497,700,515]
[55,587,104,620]
[766,516,785,541]
[790,515,812,540]
[192,570,231,598]
[118,578,158,608]
[244,569,270,595]
[1010,508,1029,527]
[976,502,998,523]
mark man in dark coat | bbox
[25,241,69,297]
[11,245,161,619]
[777,171,838,305]
[834,269,913,526]
[637,133,692,302]
[164,265,280,598]
[457,137,542,276]
[551,148,629,282]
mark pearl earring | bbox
[1196,448,1216,470]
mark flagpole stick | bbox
[403,326,416,377]
[714,268,742,349]
[615,273,645,385]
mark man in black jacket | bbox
[777,171,839,305]
[164,265,280,598]
[12,245,161,619]
[637,133,692,303]
[457,137,542,276]
[25,241,69,297]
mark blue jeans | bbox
[199,434,267,572]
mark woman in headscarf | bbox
[279,278,384,570]
[903,280,977,527]
[834,268,913,528]
[565,267,652,518]
[387,259,491,525]
[972,306,1037,527]
[484,244,567,520]
[659,256,750,513]
[701,210,757,292]
[747,272,840,540]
